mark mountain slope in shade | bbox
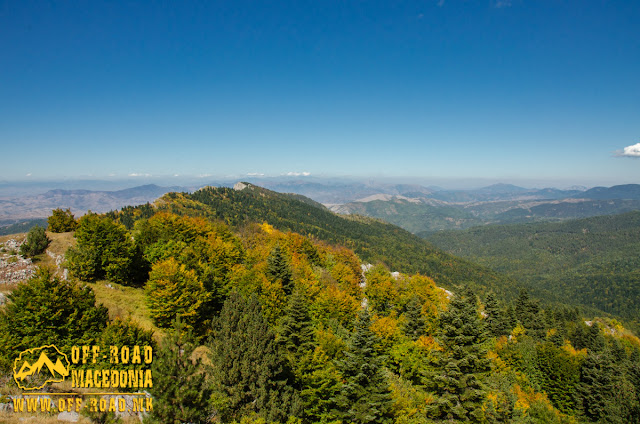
[576,184,640,200]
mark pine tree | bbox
[333,308,394,424]
[571,321,589,350]
[514,289,545,339]
[429,288,490,423]
[402,295,427,341]
[585,322,606,353]
[576,350,614,421]
[279,287,342,424]
[484,293,509,337]
[266,244,293,295]
[279,286,315,361]
[146,319,210,424]
[19,225,50,257]
[536,341,580,414]
[626,348,640,423]
[208,291,299,423]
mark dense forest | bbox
[1,187,640,423]
[426,211,640,331]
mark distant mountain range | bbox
[325,184,640,234]
[3,179,640,235]
[0,184,189,222]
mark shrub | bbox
[19,225,50,257]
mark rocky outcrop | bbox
[233,182,248,191]
[0,238,36,285]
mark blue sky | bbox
[1,0,639,187]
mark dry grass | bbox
[90,280,165,342]
[0,233,26,245]
[47,231,76,256]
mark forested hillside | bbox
[2,202,640,423]
[426,211,640,330]
[110,183,516,298]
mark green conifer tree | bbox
[514,289,545,339]
[429,288,490,423]
[484,293,509,337]
[208,291,299,423]
[266,244,294,295]
[585,322,606,353]
[146,319,210,424]
[279,286,342,424]
[19,225,50,257]
[279,287,315,361]
[402,295,427,341]
[333,308,394,424]
[577,350,614,421]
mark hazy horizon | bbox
[0,173,633,194]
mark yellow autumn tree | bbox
[146,257,207,331]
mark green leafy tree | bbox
[208,291,299,423]
[428,288,490,423]
[47,208,78,232]
[66,213,148,285]
[145,257,207,331]
[0,268,108,356]
[19,225,50,257]
[146,319,211,424]
[333,308,394,424]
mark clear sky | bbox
[1,0,639,186]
